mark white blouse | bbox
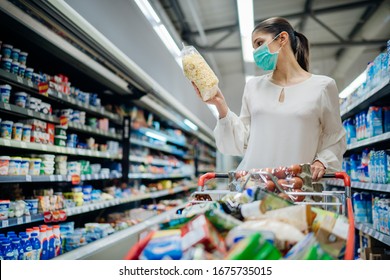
[214,74,347,171]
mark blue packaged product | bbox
[381,52,389,79]
[30,232,41,260]
[376,151,382,184]
[11,238,24,260]
[387,151,390,184]
[369,150,377,183]
[350,154,360,182]
[353,193,367,223]
[364,193,373,224]
[20,233,33,260]
[140,230,182,260]
[355,114,361,141]
[384,107,390,133]
[1,239,15,260]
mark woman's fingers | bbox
[311,161,326,181]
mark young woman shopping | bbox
[193,17,346,181]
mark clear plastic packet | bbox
[181,45,219,101]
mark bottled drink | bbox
[46,227,55,259]
[11,238,24,260]
[32,227,40,236]
[39,228,48,260]
[25,228,33,239]
[20,233,33,260]
[0,237,6,260]
[1,239,15,260]
[53,225,62,257]
[30,232,41,260]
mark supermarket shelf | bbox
[136,127,191,149]
[0,102,58,123]
[68,123,121,140]
[129,155,181,167]
[326,179,390,193]
[347,132,390,151]
[54,204,185,260]
[0,138,122,160]
[341,79,390,120]
[0,173,122,184]
[198,156,215,164]
[130,138,187,158]
[0,213,43,229]
[0,185,196,229]
[0,69,122,124]
[355,222,390,247]
[128,173,192,180]
[0,102,121,140]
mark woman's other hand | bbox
[311,160,326,181]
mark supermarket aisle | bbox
[0,0,389,266]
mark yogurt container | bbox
[1,58,12,72]
[1,44,12,58]
[40,167,54,175]
[12,122,23,141]
[20,158,30,175]
[27,96,41,111]
[18,64,26,77]
[55,126,67,137]
[40,154,55,161]
[39,102,51,115]
[8,157,22,175]
[11,48,20,62]
[32,73,41,85]
[29,158,41,176]
[18,52,28,65]
[41,160,55,169]
[0,200,10,220]
[24,199,38,214]
[0,84,11,103]
[22,124,32,142]
[24,68,33,80]
[14,92,27,108]
[1,120,13,139]
[61,109,73,117]
[0,156,10,175]
[11,61,19,75]
[54,135,67,147]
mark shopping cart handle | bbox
[322,172,351,188]
[198,172,228,188]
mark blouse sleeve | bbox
[315,79,347,171]
[213,89,251,156]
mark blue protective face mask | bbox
[253,33,282,71]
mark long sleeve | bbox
[315,79,347,171]
[213,89,251,156]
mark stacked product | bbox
[1,42,29,78]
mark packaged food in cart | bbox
[181,45,219,101]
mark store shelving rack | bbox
[0,0,216,239]
[327,69,390,247]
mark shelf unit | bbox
[0,138,122,159]
[0,173,122,184]
[54,204,185,260]
[0,185,196,229]
[346,132,390,151]
[128,173,192,180]
[136,127,191,149]
[130,138,187,158]
[326,179,390,193]
[355,222,390,247]
[129,155,181,167]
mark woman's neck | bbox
[270,52,310,87]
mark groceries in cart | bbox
[125,163,354,260]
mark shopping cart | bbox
[194,169,355,260]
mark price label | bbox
[4,139,11,146]
[49,175,56,182]
[27,80,33,87]
[27,110,34,116]
[17,217,23,225]
[56,147,61,153]
[86,174,91,180]
[49,116,53,122]
[16,76,24,83]
[87,150,92,156]
[2,220,9,228]
[25,216,31,223]
[40,113,45,119]
[4,103,11,110]
[41,145,48,151]
[57,92,62,99]
[20,142,27,148]
[26,175,32,182]
[61,147,66,153]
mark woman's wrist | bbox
[216,101,229,119]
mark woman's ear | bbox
[279,31,289,46]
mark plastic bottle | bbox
[20,233,33,260]
[46,227,55,259]
[39,228,48,260]
[25,228,33,239]
[11,238,24,260]
[30,232,41,260]
[0,237,6,260]
[1,239,15,260]
[32,227,40,237]
[369,150,376,183]
[361,112,367,140]
[7,231,16,238]
[356,114,361,141]
[53,225,62,257]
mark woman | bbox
[193,17,346,181]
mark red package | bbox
[181,214,226,254]
[46,123,55,144]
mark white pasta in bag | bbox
[181,45,219,101]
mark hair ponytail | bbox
[253,17,310,71]
[294,31,310,71]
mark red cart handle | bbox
[198,172,228,189]
[323,172,351,188]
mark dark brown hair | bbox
[253,17,310,71]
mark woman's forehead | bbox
[252,30,272,41]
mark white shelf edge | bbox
[347,132,390,151]
[355,222,390,246]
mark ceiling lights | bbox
[237,0,254,63]
[339,70,367,98]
